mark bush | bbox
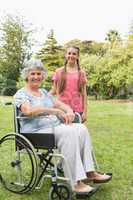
[0,79,17,96]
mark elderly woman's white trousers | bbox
[54,123,95,186]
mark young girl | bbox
[50,46,87,122]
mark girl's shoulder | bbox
[54,67,65,77]
[55,66,64,73]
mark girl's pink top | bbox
[52,68,87,112]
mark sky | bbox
[0,0,133,51]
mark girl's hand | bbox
[81,112,87,123]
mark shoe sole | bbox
[93,174,112,183]
[75,187,98,199]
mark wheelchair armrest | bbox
[16,115,51,119]
[73,112,82,123]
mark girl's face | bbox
[27,69,44,87]
[65,47,79,65]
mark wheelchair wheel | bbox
[49,183,71,200]
[0,133,39,194]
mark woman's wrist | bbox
[55,108,65,116]
[54,108,59,115]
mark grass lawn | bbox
[0,100,133,200]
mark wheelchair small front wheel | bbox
[48,183,71,200]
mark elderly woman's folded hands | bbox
[56,109,75,124]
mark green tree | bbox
[36,29,63,90]
[82,41,106,55]
[105,29,121,49]
[37,29,63,71]
[64,39,82,49]
[0,15,33,81]
[64,39,106,56]
[0,14,33,95]
[81,44,133,99]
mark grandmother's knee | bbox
[79,123,90,135]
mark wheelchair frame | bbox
[0,105,100,199]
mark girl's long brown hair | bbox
[57,46,85,94]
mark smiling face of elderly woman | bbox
[27,69,44,87]
[21,59,47,87]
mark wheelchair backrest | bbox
[13,105,20,134]
[13,105,56,149]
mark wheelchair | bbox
[0,106,100,199]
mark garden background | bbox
[0,15,133,200]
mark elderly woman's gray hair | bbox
[21,59,47,80]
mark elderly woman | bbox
[14,59,112,194]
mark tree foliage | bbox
[105,29,121,49]
[37,29,63,70]
[36,29,64,90]
[81,41,133,99]
[0,14,33,95]
[0,16,133,99]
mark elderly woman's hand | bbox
[56,109,75,124]
[66,112,75,123]
[54,99,75,124]
[56,109,67,123]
